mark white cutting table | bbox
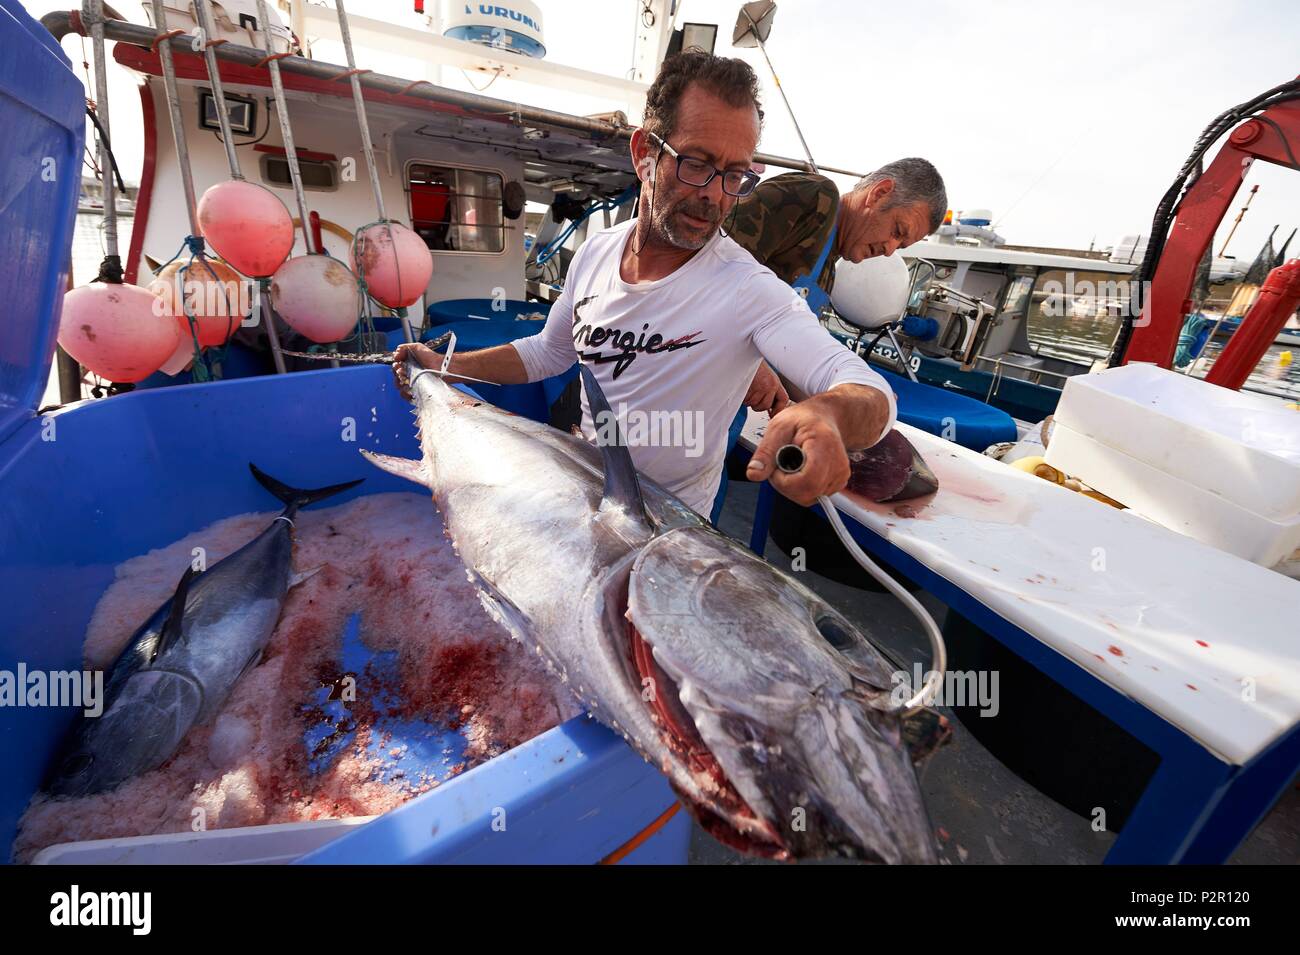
[739,410,1300,863]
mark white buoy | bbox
[830,254,912,329]
[271,255,363,343]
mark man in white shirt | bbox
[395,50,896,518]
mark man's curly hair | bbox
[642,49,765,141]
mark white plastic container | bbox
[1049,422,1300,566]
[31,817,374,865]
[1046,364,1300,566]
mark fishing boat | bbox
[4,0,722,865]
[827,217,1300,424]
[2,0,1297,867]
[866,231,1136,423]
[1210,312,1300,347]
[5,0,923,865]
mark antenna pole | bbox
[83,1,119,263]
[1218,183,1259,258]
[743,8,818,174]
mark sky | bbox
[23,0,1300,261]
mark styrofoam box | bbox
[31,817,374,865]
[1050,363,1300,521]
[1048,421,1300,566]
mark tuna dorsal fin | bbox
[152,565,197,663]
[579,364,648,523]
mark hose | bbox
[772,443,947,717]
[818,495,946,717]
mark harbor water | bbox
[1029,296,1300,402]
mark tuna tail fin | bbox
[151,565,197,663]
[579,364,649,525]
[249,463,364,517]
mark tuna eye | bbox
[816,616,856,651]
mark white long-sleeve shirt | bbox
[512,218,897,515]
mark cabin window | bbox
[1001,275,1035,318]
[407,163,505,253]
[1029,269,1131,351]
[259,154,338,192]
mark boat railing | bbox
[975,355,1076,401]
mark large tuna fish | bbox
[45,465,362,797]
[366,361,937,862]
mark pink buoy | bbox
[270,255,362,343]
[58,282,183,383]
[351,221,432,309]
[149,257,247,348]
[197,180,294,278]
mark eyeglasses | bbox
[646,132,761,198]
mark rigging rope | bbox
[153,235,239,382]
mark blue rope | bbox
[154,235,240,382]
[534,185,638,267]
[347,229,383,356]
[1175,311,1212,368]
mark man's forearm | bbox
[442,343,530,385]
[799,383,891,449]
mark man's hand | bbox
[743,361,790,415]
[392,341,531,399]
[392,342,439,400]
[744,383,891,506]
[746,403,851,506]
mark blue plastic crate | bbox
[0,367,686,862]
[0,6,685,865]
[0,0,85,444]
